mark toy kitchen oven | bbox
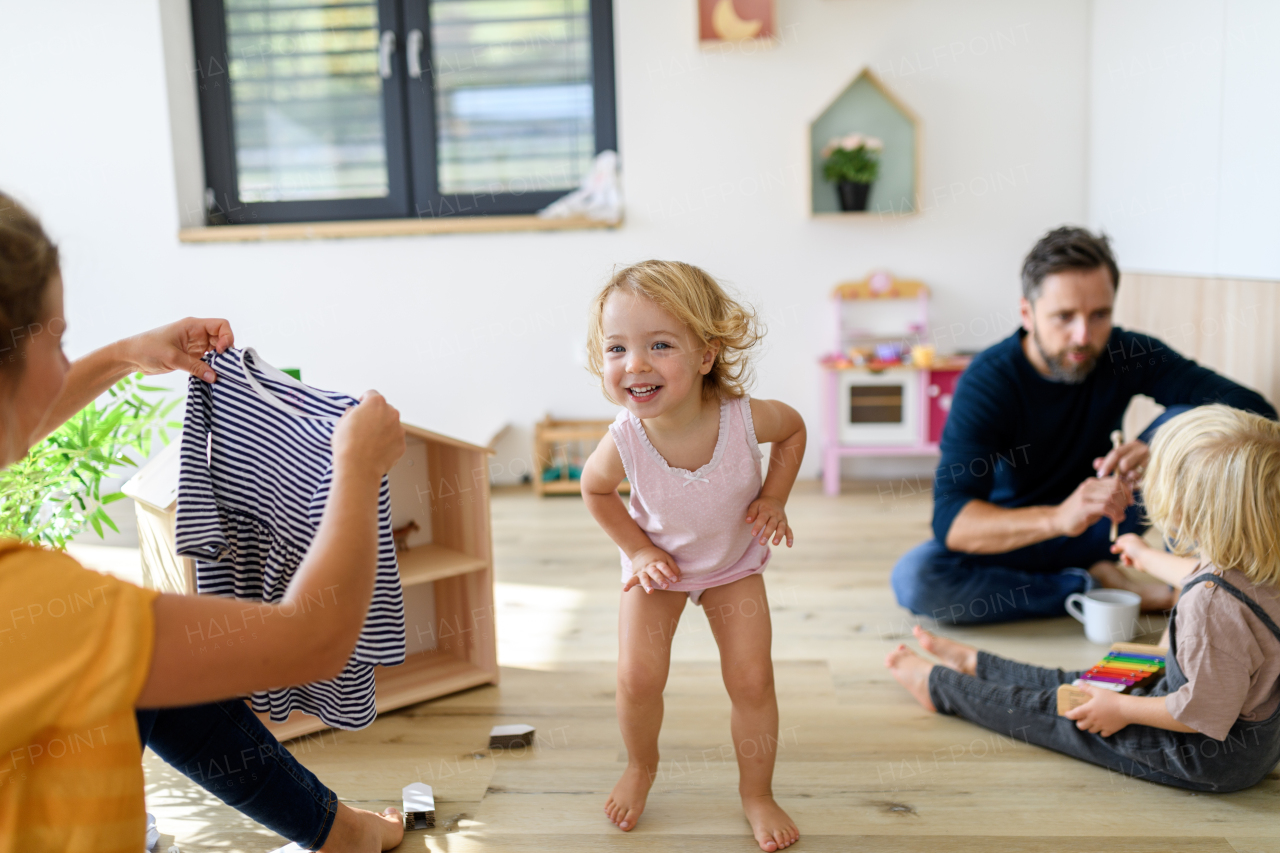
[819,273,970,496]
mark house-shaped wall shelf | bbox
[809,68,920,217]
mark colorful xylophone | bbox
[1056,643,1167,714]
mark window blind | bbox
[430,0,595,195]
[225,0,391,203]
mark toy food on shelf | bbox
[909,345,935,368]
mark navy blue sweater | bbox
[931,327,1277,544]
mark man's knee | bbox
[891,541,954,616]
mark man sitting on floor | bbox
[891,226,1275,624]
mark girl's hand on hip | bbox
[624,547,681,593]
[746,496,793,547]
[1064,685,1129,737]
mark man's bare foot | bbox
[885,644,937,712]
[912,625,978,675]
[605,763,653,831]
[319,804,403,852]
[1089,560,1176,611]
[742,794,799,851]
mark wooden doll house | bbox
[125,422,499,740]
[820,272,969,495]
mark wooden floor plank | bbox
[1228,840,1280,853]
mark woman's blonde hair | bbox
[1143,404,1280,585]
[586,260,763,400]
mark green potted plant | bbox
[0,374,178,549]
[822,133,883,212]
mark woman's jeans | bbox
[137,700,338,850]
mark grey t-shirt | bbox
[1164,564,1280,741]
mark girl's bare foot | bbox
[1089,560,1176,611]
[319,804,404,852]
[913,625,978,675]
[742,794,799,851]
[604,764,653,831]
[885,644,937,712]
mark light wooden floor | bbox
[144,482,1280,853]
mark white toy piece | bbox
[489,723,536,749]
[403,782,435,830]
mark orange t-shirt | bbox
[0,540,158,852]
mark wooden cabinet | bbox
[127,422,498,741]
[532,415,629,497]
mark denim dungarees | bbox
[928,573,1280,791]
[1137,573,1280,791]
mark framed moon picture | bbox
[699,0,776,43]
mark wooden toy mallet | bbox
[1107,429,1123,542]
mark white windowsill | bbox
[178,214,621,243]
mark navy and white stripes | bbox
[175,348,405,730]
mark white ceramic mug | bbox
[1065,589,1142,644]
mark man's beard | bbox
[1032,326,1099,384]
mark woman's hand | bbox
[333,391,405,477]
[119,317,235,383]
[33,317,235,444]
[1111,533,1153,573]
[624,546,681,593]
[746,495,793,547]
[1063,684,1130,736]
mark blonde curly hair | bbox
[586,260,763,401]
[1143,404,1280,585]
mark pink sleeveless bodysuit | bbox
[609,396,770,605]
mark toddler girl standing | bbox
[580,261,806,852]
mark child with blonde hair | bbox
[580,261,806,850]
[886,404,1280,791]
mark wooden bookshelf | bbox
[397,542,487,587]
[533,415,629,497]
[129,420,498,742]
[263,645,494,741]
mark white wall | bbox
[1,0,1091,490]
[1090,0,1280,280]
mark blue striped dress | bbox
[175,347,406,730]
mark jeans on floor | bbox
[928,651,1280,792]
[891,405,1192,625]
[137,700,338,850]
[890,509,1140,624]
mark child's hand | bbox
[1111,533,1152,573]
[624,547,681,594]
[1064,685,1130,737]
[745,496,793,547]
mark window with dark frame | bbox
[190,0,616,225]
